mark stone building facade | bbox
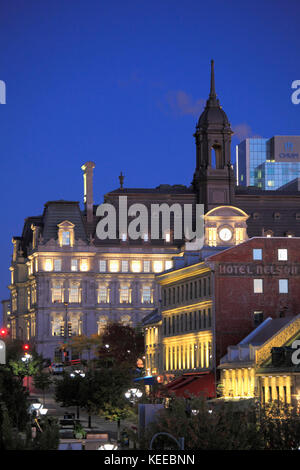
[8,199,177,360]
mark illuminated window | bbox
[235,228,244,244]
[131,260,141,273]
[99,260,107,272]
[142,286,151,304]
[97,316,108,335]
[279,279,288,294]
[208,227,217,247]
[69,283,80,303]
[153,260,163,273]
[253,248,262,260]
[62,231,70,246]
[120,286,130,303]
[165,260,173,270]
[143,260,151,272]
[143,233,149,242]
[121,260,129,272]
[71,259,78,271]
[52,282,64,303]
[253,279,263,293]
[57,221,75,247]
[267,180,274,187]
[98,285,109,303]
[52,318,64,336]
[44,259,53,271]
[54,259,62,272]
[80,258,89,272]
[121,233,127,242]
[120,315,132,326]
[109,260,119,272]
[278,249,288,261]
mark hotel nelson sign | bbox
[218,263,300,276]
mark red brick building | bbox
[207,237,300,365]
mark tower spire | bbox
[210,59,216,99]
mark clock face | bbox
[219,227,232,242]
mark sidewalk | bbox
[29,388,137,442]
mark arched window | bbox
[211,145,222,169]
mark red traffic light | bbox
[23,344,30,351]
[0,327,8,337]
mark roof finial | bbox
[210,59,216,99]
[119,171,124,189]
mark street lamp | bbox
[70,370,85,378]
[124,388,143,404]
[21,353,32,390]
[29,403,48,417]
[98,442,118,450]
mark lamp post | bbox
[63,302,69,363]
[21,353,32,391]
[124,388,143,404]
[98,442,118,450]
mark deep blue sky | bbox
[0,0,299,308]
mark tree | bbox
[0,366,29,431]
[33,371,52,406]
[0,403,26,450]
[55,372,85,419]
[31,417,60,450]
[55,364,135,430]
[9,356,41,387]
[91,366,135,441]
[69,334,102,361]
[97,322,145,368]
[141,396,300,450]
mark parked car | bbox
[49,363,64,375]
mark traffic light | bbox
[22,343,30,352]
[0,327,8,337]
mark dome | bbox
[198,103,230,128]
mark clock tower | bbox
[204,206,249,247]
[192,60,235,212]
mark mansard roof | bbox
[42,200,87,243]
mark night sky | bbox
[0,0,299,308]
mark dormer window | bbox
[57,221,75,247]
[62,231,70,246]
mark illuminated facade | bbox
[8,198,177,361]
[143,260,214,380]
[219,315,300,405]
[6,61,300,366]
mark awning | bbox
[133,375,156,385]
[164,372,215,398]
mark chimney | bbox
[81,161,95,223]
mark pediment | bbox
[205,205,249,220]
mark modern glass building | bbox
[236,136,300,189]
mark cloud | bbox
[162,90,206,117]
[232,123,254,141]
